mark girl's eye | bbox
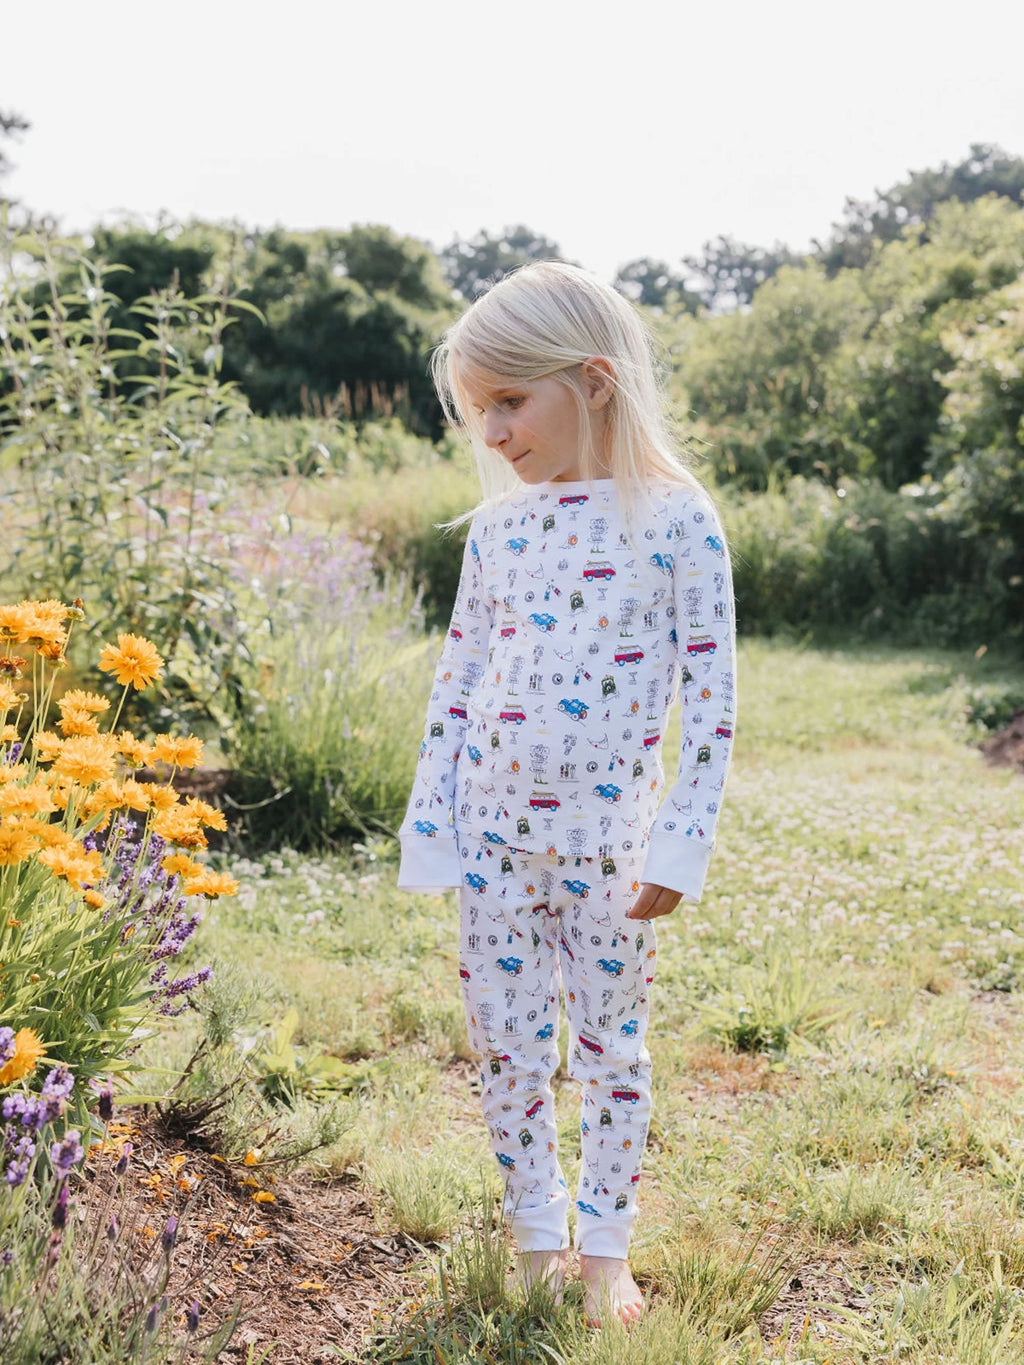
[502,396,525,409]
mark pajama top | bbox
[397,476,736,901]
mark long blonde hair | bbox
[431,262,702,516]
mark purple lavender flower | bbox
[114,1142,133,1175]
[52,1183,69,1229]
[186,1300,201,1332]
[161,1215,178,1254]
[4,1136,35,1187]
[0,1028,14,1067]
[50,1131,84,1178]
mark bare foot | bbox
[515,1248,570,1304]
[578,1254,644,1327]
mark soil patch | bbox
[758,1254,878,1349]
[79,1110,418,1362]
[980,710,1024,775]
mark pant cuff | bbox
[510,1191,570,1252]
[575,1218,632,1259]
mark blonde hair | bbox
[431,262,702,516]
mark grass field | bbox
[149,641,1024,1363]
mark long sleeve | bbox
[397,518,493,891]
[642,494,736,902]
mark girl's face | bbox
[465,363,613,485]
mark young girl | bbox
[398,262,735,1326]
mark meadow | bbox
[138,639,1024,1363]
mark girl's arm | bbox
[397,519,492,892]
[641,489,736,904]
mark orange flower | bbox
[118,779,152,812]
[31,823,76,852]
[55,735,117,785]
[161,853,203,881]
[183,869,238,899]
[58,689,110,715]
[38,844,104,890]
[0,725,18,743]
[32,732,64,763]
[152,807,207,849]
[0,1027,46,1084]
[151,734,204,770]
[0,681,25,711]
[98,634,164,690]
[59,707,101,738]
[116,733,153,768]
[0,820,37,866]
[139,783,178,813]
[0,605,33,641]
[184,796,227,832]
[0,764,29,785]
[0,781,56,818]
[83,889,106,909]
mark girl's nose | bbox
[483,411,508,449]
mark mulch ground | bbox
[79,1110,421,1363]
[980,708,1024,774]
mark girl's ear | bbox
[581,356,615,410]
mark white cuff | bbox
[397,835,461,892]
[640,831,714,903]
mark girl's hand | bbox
[627,883,683,920]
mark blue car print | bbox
[464,872,488,893]
[704,534,725,556]
[561,879,590,899]
[412,819,438,836]
[597,958,625,977]
[528,612,558,631]
[535,1022,554,1040]
[620,1019,638,1037]
[497,1153,517,1171]
[576,1201,601,1217]
[650,552,674,574]
[593,783,622,803]
[482,830,507,846]
[466,744,483,765]
[558,697,589,720]
[506,537,529,555]
[497,956,524,976]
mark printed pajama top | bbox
[397,477,736,901]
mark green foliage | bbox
[0,230,257,725]
[691,952,847,1061]
[225,579,434,847]
[440,223,570,300]
[682,235,802,311]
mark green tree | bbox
[817,142,1024,274]
[682,236,801,312]
[0,109,29,202]
[613,257,701,313]
[439,224,569,299]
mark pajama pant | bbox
[457,835,657,1259]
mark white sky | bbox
[3,0,1023,281]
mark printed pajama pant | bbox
[456,835,656,1259]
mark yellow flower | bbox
[0,1027,46,1085]
[184,796,227,832]
[161,853,203,880]
[152,807,207,849]
[0,725,18,743]
[0,605,33,641]
[58,707,101,738]
[38,843,104,890]
[32,732,64,764]
[0,820,38,866]
[58,689,110,715]
[118,779,152,812]
[183,869,239,899]
[31,823,76,852]
[0,782,57,818]
[151,734,204,770]
[0,763,29,785]
[98,634,164,690]
[55,735,117,785]
[83,780,124,818]
[116,732,153,767]
[0,681,25,711]
[139,782,178,812]
[83,889,106,909]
